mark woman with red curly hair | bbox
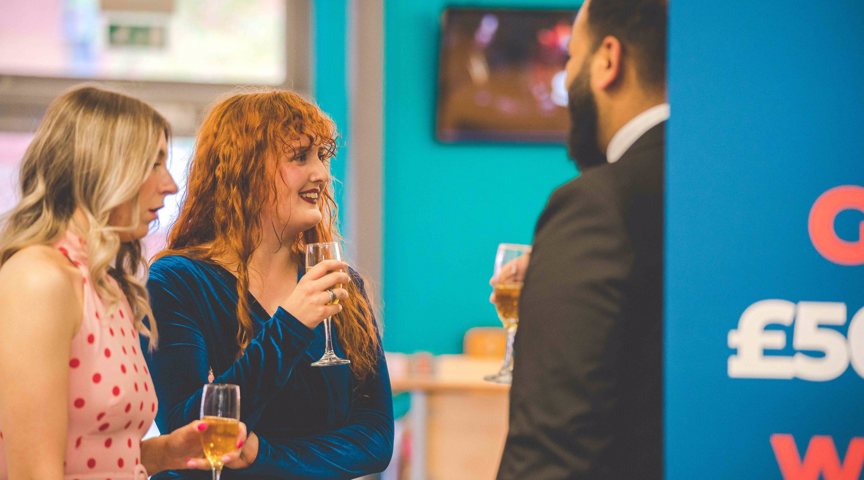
[142,90,393,479]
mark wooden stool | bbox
[463,326,507,358]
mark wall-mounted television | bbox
[435,7,577,144]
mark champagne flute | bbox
[484,243,531,384]
[199,383,241,480]
[306,241,351,367]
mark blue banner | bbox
[666,2,864,479]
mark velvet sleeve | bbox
[243,349,393,479]
[242,276,394,479]
[143,258,316,433]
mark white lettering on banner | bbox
[848,306,864,376]
[728,300,795,379]
[728,300,864,381]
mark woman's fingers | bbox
[304,260,347,280]
[333,287,349,303]
[184,455,241,470]
[235,421,247,449]
[324,303,343,318]
[283,262,351,329]
[184,421,248,470]
[319,287,349,304]
[185,457,211,469]
[309,270,351,292]
[221,451,243,467]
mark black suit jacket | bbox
[498,123,664,480]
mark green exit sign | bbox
[108,24,166,48]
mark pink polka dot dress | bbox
[0,231,158,479]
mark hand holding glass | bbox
[485,243,531,384]
[200,383,241,480]
[305,241,351,367]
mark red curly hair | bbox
[159,90,380,380]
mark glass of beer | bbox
[200,383,241,480]
[306,241,351,367]
[484,243,531,384]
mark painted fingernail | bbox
[237,439,245,448]
[197,423,207,431]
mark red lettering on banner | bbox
[771,434,864,480]
[808,185,864,265]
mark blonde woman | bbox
[0,85,245,479]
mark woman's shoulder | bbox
[0,245,82,332]
[149,253,225,285]
[152,253,225,273]
[0,244,81,293]
[151,253,203,270]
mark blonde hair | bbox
[0,85,169,346]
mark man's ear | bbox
[591,35,623,90]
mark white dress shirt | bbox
[605,103,670,164]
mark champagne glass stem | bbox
[212,467,221,480]
[323,317,335,356]
[501,326,517,374]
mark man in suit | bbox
[496,0,667,478]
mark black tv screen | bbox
[436,7,578,144]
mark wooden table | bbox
[389,354,510,480]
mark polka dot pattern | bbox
[0,230,160,477]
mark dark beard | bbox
[567,66,607,171]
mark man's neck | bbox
[598,90,667,152]
[605,103,669,163]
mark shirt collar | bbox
[605,103,670,164]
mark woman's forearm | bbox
[140,434,171,474]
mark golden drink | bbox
[200,416,240,468]
[493,283,522,329]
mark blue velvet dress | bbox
[142,255,394,479]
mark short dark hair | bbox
[586,0,667,91]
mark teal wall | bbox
[312,0,350,234]
[383,0,580,354]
